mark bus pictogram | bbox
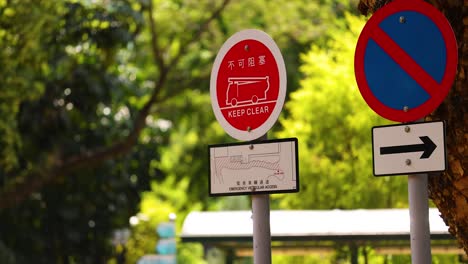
[226,76,270,106]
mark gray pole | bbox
[252,134,271,264]
[252,194,271,263]
[408,173,432,263]
[407,119,432,263]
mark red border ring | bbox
[354,0,457,122]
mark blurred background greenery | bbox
[0,0,462,263]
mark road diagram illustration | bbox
[209,138,298,196]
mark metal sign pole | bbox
[408,118,432,264]
[408,173,432,263]
[372,121,445,263]
[252,194,271,263]
[252,134,271,264]
[209,29,288,264]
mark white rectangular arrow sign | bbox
[372,121,446,176]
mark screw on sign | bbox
[210,29,287,141]
[354,0,457,122]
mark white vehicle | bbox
[226,76,270,106]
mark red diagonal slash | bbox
[371,26,443,97]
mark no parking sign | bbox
[354,0,457,122]
[354,2,457,261]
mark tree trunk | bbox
[358,0,468,256]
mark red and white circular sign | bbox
[210,29,287,141]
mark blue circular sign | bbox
[355,0,457,122]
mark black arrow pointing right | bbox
[380,136,437,159]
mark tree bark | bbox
[358,0,468,256]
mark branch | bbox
[169,0,231,69]
[0,93,163,212]
[147,0,166,71]
[0,0,231,210]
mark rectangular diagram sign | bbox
[372,121,446,176]
[209,138,298,196]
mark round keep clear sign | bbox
[210,29,287,141]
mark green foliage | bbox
[0,241,17,264]
[142,0,366,215]
[122,2,369,263]
[220,0,360,99]
[272,254,330,264]
[0,1,60,171]
[0,0,448,263]
[0,1,149,263]
[124,176,205,263]
[273,14,407,210]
